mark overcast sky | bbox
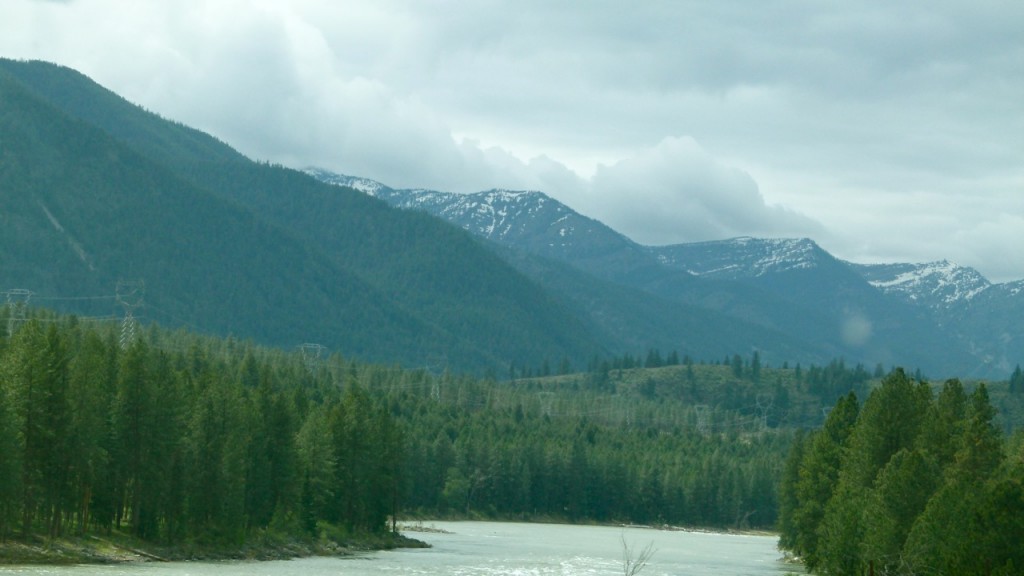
[5,0,1023,281]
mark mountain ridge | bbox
[309,170,1022,378]
[852,260,993,309]
[2,58,1017,378]
[309,169,1021,306]
[309,169,1017,294]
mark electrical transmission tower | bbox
[694,404,709,435]
[538,392,556,418]
[300,343,327,372]
[426,354,447,402]
[115,280,144,350]
[5,289,33,337]
[756,393,774,431]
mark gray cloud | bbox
[2,0,1022,281]
[581,137,825,245]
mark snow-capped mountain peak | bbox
[377,187,563,242]
[308,168,633,258]
[651,236,829,279]
[852,260,991,308]
[303,168,388,196]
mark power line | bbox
[32,295,115,301]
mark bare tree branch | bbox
[621,534,656,576]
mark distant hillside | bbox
[310,171,1005,378]
[853,262,1024,377]
[0,58,608,371]
[310,171,846,368]
[308,169,670,279]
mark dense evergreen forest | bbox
[778,369,1024,575]
[3,306,1022,567]
[0,315,405,546]
[0,307,806,547]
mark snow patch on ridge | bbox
[302,168,387,196]
[865,260,990,306]
[655,237,824,279]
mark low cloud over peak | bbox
[583,137,825,246]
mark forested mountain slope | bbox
[855,261,1024,378]
[0,58,607,372]
[490,244,822,366]
[0,66,418,359]
[312,171,990,378]
[311,171,857,369]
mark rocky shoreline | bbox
[0,531,429,565]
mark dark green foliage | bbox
[860,448,939,573]
[966,472,1024,575]
[4,322,73,539]
[837,369,930,491]
[1011,365,1023,394]
[0,313,403,544]
[780,369,1019,575]
[776,429,807,551]
[915,378,968,467]
[787,393,859,571]
[385,364,797,530]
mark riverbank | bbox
[403,510,778,536]
[0,530,428,565]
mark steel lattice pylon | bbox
[300,343,327,372]
[5,289,33,338]
[116,280,144,349]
